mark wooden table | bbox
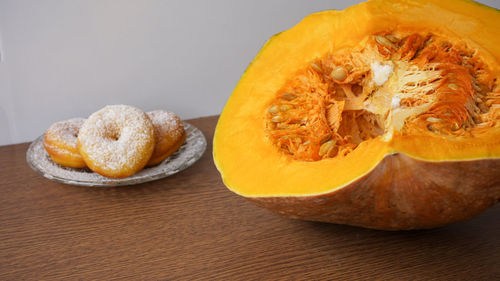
[1,115,499,280]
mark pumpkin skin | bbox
[213,0,500,230]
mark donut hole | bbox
[105,127,122,142]
[108,131,121,141]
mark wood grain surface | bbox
[0,115,499,280]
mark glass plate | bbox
[26,122,206,186]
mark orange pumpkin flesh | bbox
[213,0,500,230]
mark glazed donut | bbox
[146,110,186,166]
[77,105,155,178]
[43,118,87,168]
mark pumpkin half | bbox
[213,0,500,230]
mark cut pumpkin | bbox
[213,0,500,230]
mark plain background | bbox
[0,0,499,145]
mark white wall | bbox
[0,0,498,145]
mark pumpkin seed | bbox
[319,140,336,157]
[426,117,442,123]
[276,123,289,129]
[271,114,287,123]
[375,35,395,48]
[280,105,293,112]
[268,105,279,114]
[448,83,458,91]
[282,93,297,101]
[310,62,322,73]
[330,66,347,81]
[386,34,399,43]
[320,134,332,144]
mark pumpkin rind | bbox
[214,0,500,230]
[249,154,500,230]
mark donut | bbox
[146,110,186,166]
[77,105,155,178]
[43,118,87,168]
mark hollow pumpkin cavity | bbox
[265,32,500,161]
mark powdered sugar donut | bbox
[77,105,155,178]
[43,118,86,168]
[146,110,186,166]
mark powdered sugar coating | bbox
[44,118,85,153]
[78,105,155,177]
[147,110,185,165]
[43,118,87,168]
[148,110,184,143]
